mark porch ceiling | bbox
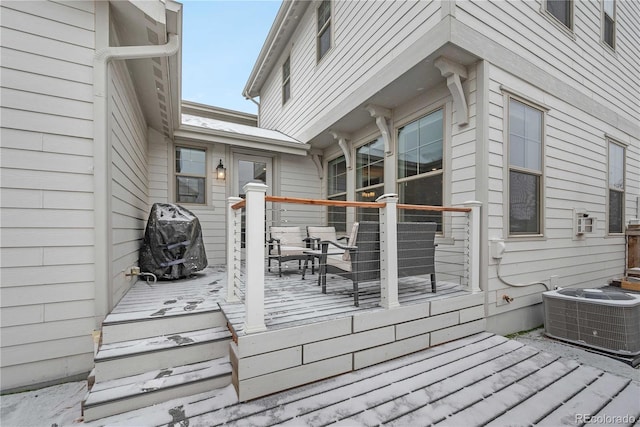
[109,0,182,138]
[309,43,479,150]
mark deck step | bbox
[94,326,232,382]
[82,357,232,422]
[101,308,226,344]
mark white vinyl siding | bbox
[454,1,639,137]
[0,0,96,391]
[259,0,442,137]
[487,65,638,316]
[109,56,150,306]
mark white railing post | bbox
[377,193,400,309]
[463,201,482,293]
[243,183,268,333]
[226,196,243,302]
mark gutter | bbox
[242,0,296,99]
[92,33,180,325]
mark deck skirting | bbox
[230,292,485,401]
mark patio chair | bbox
[301,226,348,278]
[267,226,310,277]
[319,221,380,306]
[319,221,437,306]
[397,221,437,293]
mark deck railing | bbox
[227,182,481,333]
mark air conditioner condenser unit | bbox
[543,288,640,365]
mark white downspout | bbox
[93,33,180,326]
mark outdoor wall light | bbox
[216,159,226,180]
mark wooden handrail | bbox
[398,203,471,213]
[231,195,471,213]
[231,199,246,210]
[265,195,385,208]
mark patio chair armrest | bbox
[266,237,282,255]
[320,240,356,253]
[306,236,321,249]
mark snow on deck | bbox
[84,332,640,426]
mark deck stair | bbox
[82,273,232,422]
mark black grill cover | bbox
[139,203,207,279]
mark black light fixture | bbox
[216,159,226,180]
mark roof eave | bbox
[243,0,307,99]
[175,125,310,156]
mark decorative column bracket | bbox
[434,56,469,126]
[365,104,392,155]
[330,131,352,170]
[311,153,323,179]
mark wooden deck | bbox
[85,331,640,426]
[222,267,470,333]
[107,265,469,331]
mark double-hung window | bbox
[356,137,384,221]
[327,156,347,232]
[317,0,332,61]
[608,140,625,234]
[545,0,573,29]
[282,56,291,104]
[175,146,206,204]
[603,0,616,49]
[397,108,444,228]
[508,99,544,236]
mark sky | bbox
[181,1,283,115]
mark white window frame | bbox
[542,0,574,35]
[327,155,347,233]
[607,138,625,235]
[602,0,616,50]
[282,55,291,105]
[396,107,446,229]
[174,144,208,205]
[505,95,546,238]
[355,137,385,221]
[316,0,332,63]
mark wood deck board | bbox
[221,274,467,334]
[85,333,639,427]
[106,267,465,330]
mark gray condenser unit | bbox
[543,288,640,362]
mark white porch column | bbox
[378,193,400,309]
[243,183,268,333]
[226,196,243,302]
[464,201,482,293]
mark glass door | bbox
[233,154,273,247]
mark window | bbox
[546,0,572,29]
[603,0,616,49]
[397,109,444,228]
[508,99,543,235]
[317,0,331,61]
[282,55,291,104]
[356,138,384,221]
[175,146,206,204]
[327,156,347,232]
[608,140,625,233]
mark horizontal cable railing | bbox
[228,186,480,331]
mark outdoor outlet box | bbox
[490,239,505,259]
